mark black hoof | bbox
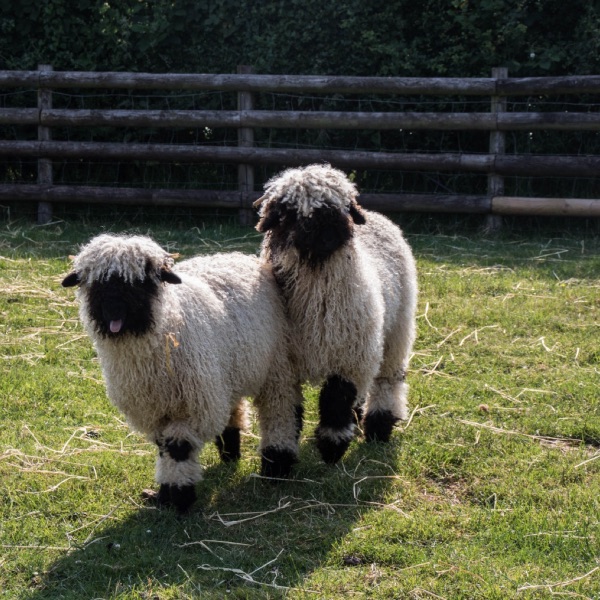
[260,446,297,479]
[363,410,399,442]
[315,429,352,464]
[215,427,241,462]
[155,483,196,514]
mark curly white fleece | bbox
[71,233,175,285]
[259,163,359,217]
[69,235,300,485]
[258,165,418,422]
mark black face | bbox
[86,274,160,338]
[295,206,354,267]
[259,203,362,268]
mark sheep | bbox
[62,234,302,513]
[254,164,418,464]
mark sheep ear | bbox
[62,272,80,287]
[256,203,282,233]
[350,202,366,225]
[252,194,268,210]
[159,268,182,284]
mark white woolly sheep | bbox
[62,234,302,513]
[254,164,418,464]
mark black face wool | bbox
[260,203,358,268]
[86,274,160,337]
[292,207,354,268]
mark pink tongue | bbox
[110,319,123,333]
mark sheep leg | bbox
[315,375,357,464]
[363,375,408,442]
[154,424,203,514]
[364,310,415,441]
[215,428,240,462]
[256,384,303,479]
[215,400,246,462]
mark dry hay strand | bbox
[195,549,320,593]
[417,302,439,331]
[416,355,454,378]
[517,566,599,594]
[456,419,582,450]
[2,425,152,471]
[176,539,252,561]
[458,325,500,346]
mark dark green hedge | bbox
[1,0,598,76]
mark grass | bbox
[0,215,599,599]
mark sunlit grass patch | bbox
[1,220,599,599]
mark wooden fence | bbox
[1,66,599,224]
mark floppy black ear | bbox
[159,268,182,284]
[61,272,80,287]
[256,204,283,233]
[349,202,366,225]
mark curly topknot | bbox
[71,234,175,285]
[257,164,359,218]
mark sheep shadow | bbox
[24,437,402,599]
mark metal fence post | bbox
[37,64,53,224]
[237,65,255,226]
[486,67,508,232]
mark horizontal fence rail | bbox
[2,70,600,95]
[0,67,599,223]
[1,141,598,177]
[2,108,600,131]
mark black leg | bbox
[261,446,297,479]
[295,403,304,440]
[156,483,172,506]
[215,426,241,462]
[168,484,197,514]
[155,483,196,514]
[154,437,198,514]
[315,375,357,464]
[363,410,399,442]
[164,437,193,461]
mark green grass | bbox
[1,216,599,599]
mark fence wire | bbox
[1,86,599,224]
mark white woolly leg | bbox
[366,377,409,421]
[254,382,303,478]
[254,383,302,455]
[153,421,204,486]
[155,452,203,487]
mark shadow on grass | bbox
[25,436,402,599]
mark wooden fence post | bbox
[237,65,255,226]
[37,64,53,224]
[486,66,508,232]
